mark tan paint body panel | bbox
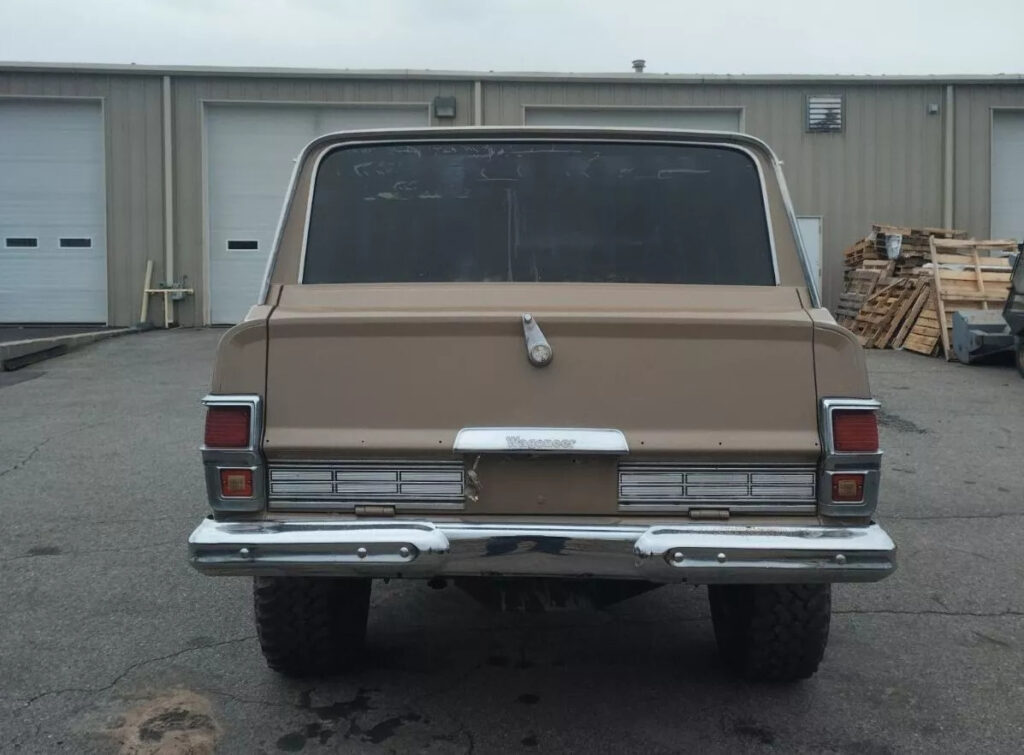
[211,127,873,520]
[264,284,819,461]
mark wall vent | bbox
[806,95,843,133]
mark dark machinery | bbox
[1004,251,1024,377]
[950,250,1024,375]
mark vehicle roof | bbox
[298,126,782,166]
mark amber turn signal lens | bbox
[832,410,879,453]
[832,473,865,502]
[220,468,253,497]
[204,406,251,447]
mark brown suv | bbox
[188,127,896,682]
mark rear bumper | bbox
[188,518,896,584]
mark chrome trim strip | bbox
[268,459,466,510]
[297,137,780,288]
[618,464,817,509]
[189,518,896,584]
[773,156,821,307]
[454,427,629,454]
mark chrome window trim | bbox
[454,427,629,454]
[296,137,780,288]
[772,157,821,307]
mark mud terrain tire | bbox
[708,583,831,682]
[253,576,371,677]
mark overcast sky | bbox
[1,0,1021,75]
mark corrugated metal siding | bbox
[0,71,163,325]
[483,81,946,307]
[171,76,475,324]
[3,67,1021,322]
[955,85,1024,239]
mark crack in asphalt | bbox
[836,608,1024,618]
[886,512,1024,521]
[0,437,50,478]
[0,540,181,564]
[17,635,256,707]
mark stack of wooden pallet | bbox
[838,225,1018,358]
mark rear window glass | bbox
[304,141,775,285]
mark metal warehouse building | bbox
[2,62,1023,326]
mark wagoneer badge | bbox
[453,428,629,454]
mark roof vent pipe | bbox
[632,59,646,73]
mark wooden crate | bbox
[928,238,1015,360]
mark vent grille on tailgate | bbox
[619,463,816,513]
[269,460,465,511]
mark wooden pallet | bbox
[843,237,878,269]
[836,268,884,324]
[891,282,932,350]
[902,296,943,356]
[850,280,914,348]
[928,238,1015,360]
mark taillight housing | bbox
[201,395,264,514]
[819,398,882,518]
[220,468,254,498]
[204,406,251,448]
[832,411,879,453]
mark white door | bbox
[206,104,430,324]
[992,111,1024,242]
[0,100,106,323]
[525,106,742,131]
[796,216,823,290]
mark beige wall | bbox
[954,85,1024,239]
[1,68,1020,323]
[0,71,163,326]
[170,76,475,325]
[482,81,948,307]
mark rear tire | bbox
[253,576,371,677]
[1016,343,1024,378]
[708,583,831,682]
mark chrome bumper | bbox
[188,518,896,584]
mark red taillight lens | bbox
[220,468,253,497]
[204,406,251,447]
[832,473,865,502]
[832,410,879,453]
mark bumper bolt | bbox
[356,547,368,559]
[399,546,411,558]
[716,552,727,563]
[239,547,251,558]
[835,553,847,565]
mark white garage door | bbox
[992,111,1024,243]
[525,106,742,131]
[207,103,430,323]
[0,100,106,323]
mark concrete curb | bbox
[0,328,135,371]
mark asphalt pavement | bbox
[1,329,1022,753]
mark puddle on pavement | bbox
[105,689,219,755]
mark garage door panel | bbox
[0,100,107,323]
[525,107,742,131]
[992,111,1024,243]
[207,103,429,323]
